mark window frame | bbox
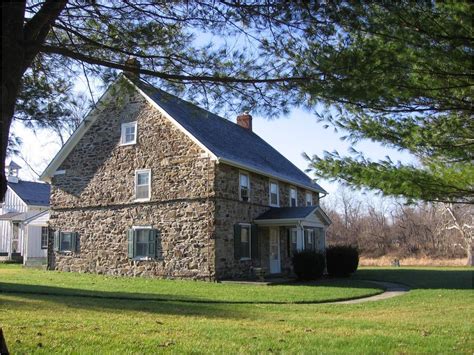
[239,172,250,202]
[57,231,77,253]
[41,226,49,249]
[269,180,279,207]
[129,226,158,261]
[289,187,298,207]
[305,192,313,206]
[135,169,151,202]
[239,223,252,260]
[120,121,138,146]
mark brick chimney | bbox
[237,111,252,131]
[124,57,141,80]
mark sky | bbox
[10,82,415,198]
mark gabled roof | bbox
[40,75,326,193]
[134,80,326,193]
[8,181,50,206]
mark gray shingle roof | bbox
[136,80,326,193]
[255,207,318,220]
[8,181,50,206]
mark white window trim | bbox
[59,231,74,253]
[239,223,252,261]
[290,187,298,207]
[120,121,138,146]
[135,169,151,202]
[41,227,49,249]
[131,226,154,260]
[305,191,313,206]
[269,180,280,207]
[239,172,251,202]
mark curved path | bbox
[329,281,410,304]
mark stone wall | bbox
[213,163,319,279]
[49,84,216,279]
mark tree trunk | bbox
[1,1,67,200]
[1,2,27,200]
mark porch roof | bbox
[0,212,26,221]
[254,206,331,226]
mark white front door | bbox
[269,228,281,274]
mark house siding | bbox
[49,89,216,279]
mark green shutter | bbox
[71,232,78,252]
[233,224,241,260]
[53,231,60,251]
[287,228,291,257]
[127,229,135,258]
[251,224,259,259]
[148,230,156,258]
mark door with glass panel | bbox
[269,227,281,274]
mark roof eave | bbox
[217,158,326,194]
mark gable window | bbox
[135,169,151,201]
[41,227,49,249]
[53,231,79,252]
[127,227,160,260]
[290,187,297,207]
[305,192,313,206]
[269,181,279,207]
[239,172,250,202]
[234,223,258,260]
[121,121,137,145]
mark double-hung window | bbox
[234,223,258,260]
[240,225,251,259]
[41,227,49,249]
[121,121,137,145]
[239,172,250,202]
[127,227,160,260]
[269,181,279,207]
[290,187,297,207]
[53,231,79,252]
[135,169,151,201]
[305,192,313,206]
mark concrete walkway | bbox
[330,281,410,304]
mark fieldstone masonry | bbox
[48,80,320,280]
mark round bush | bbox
[326,245,359,277]
[292,250,326,280]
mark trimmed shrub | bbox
[326,245,359,277]
[292,250,326,280]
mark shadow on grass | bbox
[0,283,243,319]
[0,280,382,306]
[354,268,473,290]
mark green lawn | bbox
[1,265,473,354]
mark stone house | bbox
[40,73,330,280]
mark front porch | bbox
[250,206,331,279]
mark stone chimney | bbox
[124,57,141,80]
[236,111,252,131]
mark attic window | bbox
[239,172,250,202]
[121,121,137,145]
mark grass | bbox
[1,265,473,354]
